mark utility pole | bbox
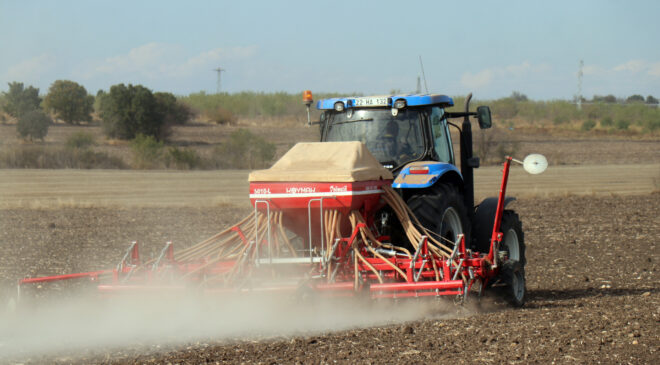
[213,67,225,94]
[576,60,583,111]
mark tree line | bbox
[2,82,659,142]
[1,80,189,141]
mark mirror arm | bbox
[445,111,476,119]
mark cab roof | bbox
[316,94,454,110]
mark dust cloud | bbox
[0,286,477,361]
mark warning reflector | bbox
[522,154,548,175]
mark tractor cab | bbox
[313,92,494,255]
[318,95,456,172]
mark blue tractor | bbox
[313,93,526,305]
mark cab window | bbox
[430,107,453,163]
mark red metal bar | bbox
[315,282,355,291]
[20,270,112,285]
[166,243,174,261]
[488,157,512,263]
[370,280,463,292]
[231,226,249,245]
[346,223,366,247]
[131,242,140,265]
[98,285,187,293]
[372,290,462,299]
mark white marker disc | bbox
[523,154,548,174]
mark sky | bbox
[1,0,659,100]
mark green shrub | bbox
[510,91,528,102]
[600,117,613,127]
[642,118,660,132]
[65,131,96,149]
[0,145,125,169]
[209,107,237,125]
[130,134,164,169]
[99,84,170,141]
[165,147,202,169]
[615,119,630,130]
[212,129,276,169]
[581,120,596,131]
[2,82,41,118]
[154,92,191,125]
[64,149,127,168]
[17,110,51,141]
[43,80,94,124]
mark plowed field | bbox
[0,132,659,363]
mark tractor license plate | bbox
[354,97,388,107]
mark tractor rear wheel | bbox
[499,210,525,266]
[498,211,526,306]
[501,260,525,307]
[406,183,470,249]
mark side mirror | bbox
[476,106,492,129]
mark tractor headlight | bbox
[393,99,406,109]
[334,102,345,112]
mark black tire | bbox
[498,211,526,307]
[406,183,470,250]
[500,210,525,266]
[501,260,526,307]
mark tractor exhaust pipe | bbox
[460,93,476,218]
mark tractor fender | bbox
[472,197,516,251]
[392,161,462,189]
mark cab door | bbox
[429,106,454,164]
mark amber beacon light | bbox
[303,90,314,126]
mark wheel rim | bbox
[440,207,463,243]
[503,228,520,262]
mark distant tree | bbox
[94,89,106,112]
[2,82,41,117]
[594,94,618,104]
[43,80,94,124]
[603,94,617,103]
[154,92,191,125]
[626,94,645,103]
[17,110,51,141]
[510,91,528,102]
[99,84,169,141]
[646,95,659,104]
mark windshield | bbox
[324,108,425,168]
